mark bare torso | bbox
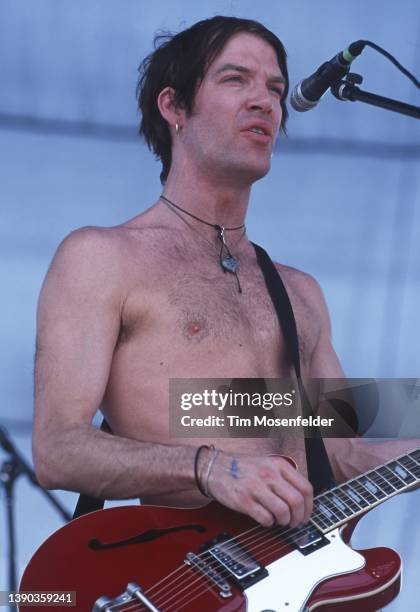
[97,209,322,503]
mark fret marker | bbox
[332,496,347,512]
[362,479,378,495]
[346,489,362,504]
[318,503,333,519]
[394,465,408,480]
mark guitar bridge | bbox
[185,552,233,598]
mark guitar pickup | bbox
[201,533,268,589]
[290,524,330,556]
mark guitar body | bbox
[20,503,401,612]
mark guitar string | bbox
[163,563,220,612]
[105,514,327,611]
[109,494,407,612]
[109,486,379,612]
[103,473,418,611]
[158,469,418,612]
[104,507,362,612]
[106,476,407,612]
[114,474,408,612]
[104,518,266,607]
[103,523,256,612]
[104,519,267,612]
[105,517,325,612]
[143,464,408,603]
[155,466,414,612]
[105,504,318,610]
[106,465,418,611]
[149,508,364,611]
[107,472,410,612]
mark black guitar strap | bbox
[252,242,335,494]
[73,242,334,520]
[72,419,112,519]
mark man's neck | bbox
[161,163,251,229]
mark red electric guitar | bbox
[20,448,420,611]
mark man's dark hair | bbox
[137,15,289,184]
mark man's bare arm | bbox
[324,437,420,484]
[33,228,200,500]
[306,274,420,483]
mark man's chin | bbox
[215,154,271,185]
[244,160,271,183]
[229,158,271,184]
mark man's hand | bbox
[202,451,313,528]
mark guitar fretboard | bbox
[311,448,420,532]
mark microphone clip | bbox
[331,72,364,102]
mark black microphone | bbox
[290,40,366,112]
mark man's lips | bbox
[240,122,274,145]
[241,121,274,138]
[241,128,273,145]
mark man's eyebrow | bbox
[214,62,286,84]
[214,63,251,75]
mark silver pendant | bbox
[221,256,240,273]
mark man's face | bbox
[181,32,286,184]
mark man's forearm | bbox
[325,437,420,483]
[34,424,199,501]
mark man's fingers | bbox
[249,501,278,528]
[254,489,292,526]
[208,453,314,527]
[267,482,305,527]
[281,467,313,523]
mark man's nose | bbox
[246,85,274,113]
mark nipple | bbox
[182,314,208,342]
[187,321,202,335]
[183,316,208,341]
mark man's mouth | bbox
[243,126,272,145]
[249,127,266,135]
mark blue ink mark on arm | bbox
[230,458,239,480]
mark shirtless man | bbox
[33,16,417,530]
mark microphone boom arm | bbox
[331,73,420,119]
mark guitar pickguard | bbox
[245,528,365,612]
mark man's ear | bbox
[157,87,184,131]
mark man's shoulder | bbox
[45,225,137,296]
[55,222,144,267]
[274,262,323,299]
[59,224,126,252]
[56,210,163,261]
[273,262,330,324]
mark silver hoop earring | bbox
[175,122,180,135]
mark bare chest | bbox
[118,242,317,376]
[169,260,278,346]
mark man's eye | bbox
[270,87,284,97]
[225,76,243,83]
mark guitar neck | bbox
[311,447,420,533]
